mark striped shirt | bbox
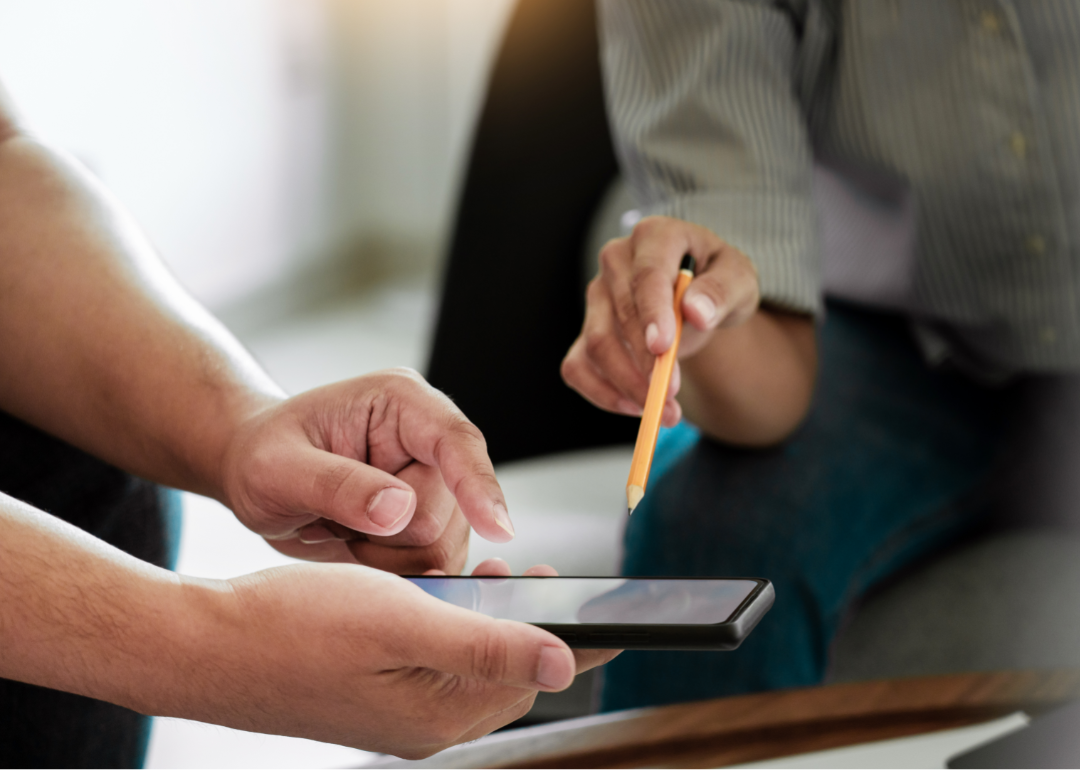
[598,0,1080,373]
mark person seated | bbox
[562,0,1080,710]
[0,79,615,767]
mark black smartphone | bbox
[405,575,774,649]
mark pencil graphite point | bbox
[627,484,645,515]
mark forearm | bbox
[679,309,816,446]
[0,123,282,500]
[0,494,218,715]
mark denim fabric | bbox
[600,301,1012,711]
[0,410,179,768]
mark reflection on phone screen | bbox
[406,577,757,625]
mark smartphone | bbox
[405,575,774,649]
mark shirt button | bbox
[1027,235,1046,255]
[981,10,1002,33]
[1040,326,1057,345]
[1010,132,1027,159]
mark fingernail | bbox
[297,523,338,544]
[689,294,717,325]
[536,645,573,690]
[617,399,643,416]
[645,323,659,350]
[368,487,413,529]
[493,502,515,538]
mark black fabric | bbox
[426,0,637,464]
[0,410,172,768]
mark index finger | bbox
[628,216,725,354]
[397,378,515,545]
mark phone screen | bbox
[406,577,758,625]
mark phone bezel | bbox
[406,575,775,650]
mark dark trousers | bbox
[0,411,179,768]
[602,302,1019,710]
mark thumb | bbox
[408,586,575,692]
[681,244,759,333]
[262,441,418,537]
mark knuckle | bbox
[629,264,662,298]
[312,462,356,513]
[434,416,490,467]
[597,239,627,273]
[613,292,638,324]
[630,215,664,242]
[403,514,445,547]
[386,365,423,379]
[585,275,606,304]
[444,414,485,445]
[560,354,581,385]
[377,366,426,391]
[695,274,730,306]
[471,630,510,682]
[583,329,618,363]
[412,537,459,573]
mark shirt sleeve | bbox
[597,0,826,316]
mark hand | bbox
[425,557,622,676]
[174,562,583,759]
[220,368,513,573]
[562,216,760,426]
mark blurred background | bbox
[0,0,509,314]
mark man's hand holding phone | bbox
[168,558,615,760]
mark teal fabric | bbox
[162,486,184,570]
[601,301,1012,710]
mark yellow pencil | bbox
[627,254,696,514]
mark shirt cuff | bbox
[643,190,822,317]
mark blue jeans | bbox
[600,301,1011,710]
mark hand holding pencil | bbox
[561,216,764,509]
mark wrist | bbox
[680,310,816,446]
[126,573,245,719]
[184,386,282,505]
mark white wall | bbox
[324,0,514,268]
[0,0,514,311]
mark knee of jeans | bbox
[622,490,779,578]
[620,440,814,577]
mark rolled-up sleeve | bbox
[598,0,823,315]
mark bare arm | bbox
[0,84,280,500]
[0,81,516,567]
[0,492,614,757]
[679,308,815,446]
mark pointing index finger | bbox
[398,384,514,544]
[629,217,697,355]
